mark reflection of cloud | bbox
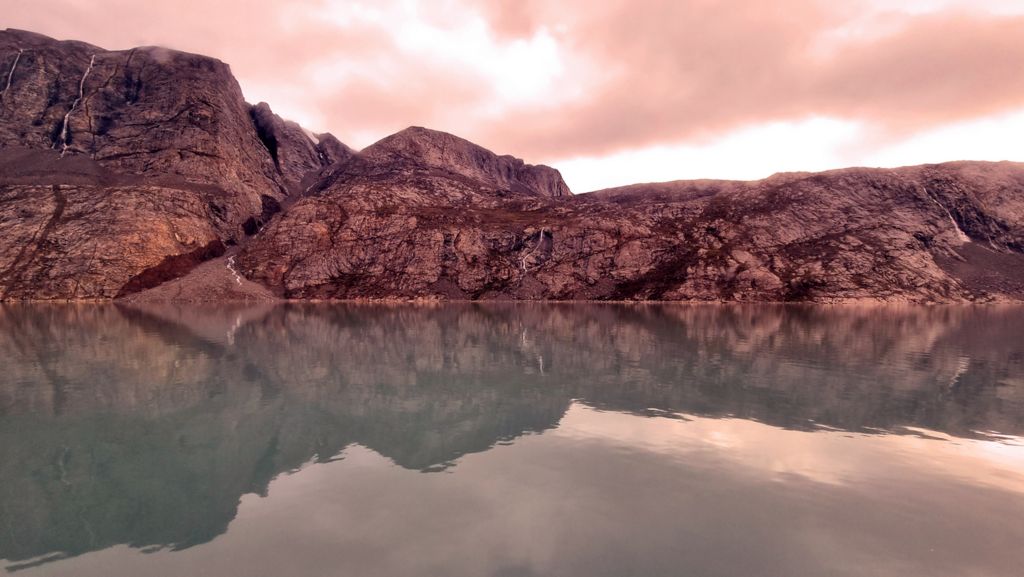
[17,403,1024,577]
[2,304,1024,573]
[558,405,1024,492]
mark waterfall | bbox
[56,54,96,157]
[926,194,970,244]
[226,256,244,285]
[1,49,23,96]
[520,230,547,271]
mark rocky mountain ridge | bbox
[2,29,1023,303]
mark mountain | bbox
[2,30,1023,303]
[0,29,339,299]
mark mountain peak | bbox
[1,28,101,51]
[361,126,571,198]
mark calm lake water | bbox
[1,303,1023,577]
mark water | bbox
[1,303,1022,577]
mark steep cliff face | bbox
[0,29,345,299]
[0,29,280,206]
[249,101,336,193]
[2,30,1023,303]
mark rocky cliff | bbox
[0,29,343,299]
[2,30,1023,303]
[239,155,1024,302]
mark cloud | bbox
[4,0,1024,183]
[468,1,1024,160]
[556,117,863,192]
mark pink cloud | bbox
[468,1,1024,159]
[5,0,1024,165]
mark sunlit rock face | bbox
[3,30,1024,302]
[240,157,1024,301]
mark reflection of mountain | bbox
[1,303,1022,566]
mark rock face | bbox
[359,126,571,199]
[0,29,345,299]
[0,30,279,206]
[2,29,1024,303]
[249,101,336,193]
[239,152,1024,302]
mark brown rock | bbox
[240,154,1024,302]
[2,29,1023,303]
[358,126,571,199]
[0,29,346,299]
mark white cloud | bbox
[861,0,1024,16]
[554,117,862,192]
[554,108,1024,193]
[304,0,567,107]
[859,108,1024,167]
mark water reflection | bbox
[0,303,1022,576]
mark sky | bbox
[3,0,1024,192]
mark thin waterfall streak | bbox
[521,231,546,272]
[925,192,970,244]
[57,54,96,157]
[1,49,23,95]
[226,256,243,285]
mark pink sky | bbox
[5,0,1024,191]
